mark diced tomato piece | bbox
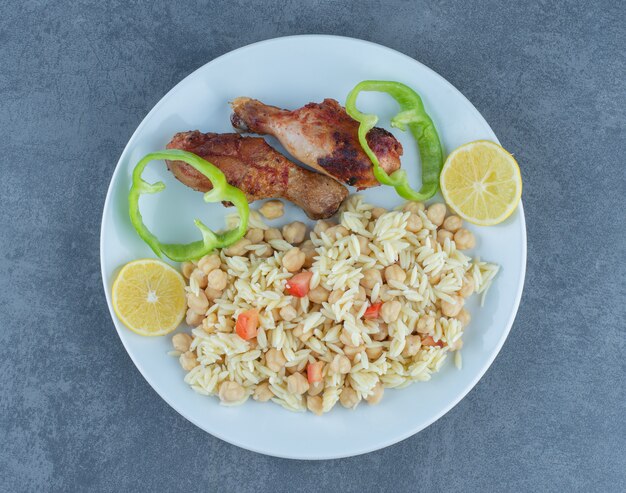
[235,309,259,340]
[421,336,444,348]
[421,335,435,346]
[285,271,313,297]
[363,302,383,319]
[307,361,324,383]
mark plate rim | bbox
[100,34,527,459]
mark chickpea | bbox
[308,380,324,396]
[330,354,351,374]
[187,290,209,314]
[205,269,227,291]
[259,200,284,219]
[406,213,423,233]
[402,335,422,357]
[454,228,476,250]
[437,229,454,245]
[197,254,221,275]
[360,268,382,290]
[282,221,307,244]
[300,240,316,268]
[218,381,245,403]
[417,315,435,335]
[325,225,349,238]
[356,286,367,302]
[372,323,389,342]
[287,372,309,395]
[307,395,324,415]
[443,215,463,232]
[426,203,446,226]
[365,382,384,405]
[186,308,204,327]
[221,317,235,333]
[378,284,391,301]
[204,286,222,301]
[404,201,425,214]
[172,333,193,353]
[328,289,344,305]
[441,295,464,317]
[190,269,208,289]
[253,381,274,402]
[340,387,359,409]
[429,271,441,284]
[201,313,217,333]
[381,300,402,323]
[279,305,298,322]
[460,275,475,298]
[356,235,371,255]
[255,243,274,258]
[455,308,472,328]
[265,348,287,372]
[449,338,464,351]
[365,345,384,360]
[181,261,195,279]
[308,285,329,304]
[282,247,306,272]
[313,220,333,235]
[385,264,407,284]
[224,238,251,256]
[264,228,283,242]
[340,328,358,347]
[245,228,264,244]
[343,344,365,360]
[179,351,198,371]
[292,324,312,342]
[371,207,387,219]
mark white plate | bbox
[100,35,526,459]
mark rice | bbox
[177,196,498,413]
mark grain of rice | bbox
[454,350,463,369]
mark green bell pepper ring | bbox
[345,80,444,201]
[128,150,249,262]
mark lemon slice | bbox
[440,140,522,226]
[112,259,186,336]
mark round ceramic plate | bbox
[101,35,526,459]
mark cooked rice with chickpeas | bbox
[170,196,499,414]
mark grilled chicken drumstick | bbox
[166,131,348,220]
[230,97,403,189]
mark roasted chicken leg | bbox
[230,97,403,189]
[166,131,348,219]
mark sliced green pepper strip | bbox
[129,150,249,262]
[345,80,444,201]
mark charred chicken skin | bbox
[230,97,403,188]
[165,131,348,220]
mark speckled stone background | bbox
[1,0,624,491]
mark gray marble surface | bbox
[1,0,624,491]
